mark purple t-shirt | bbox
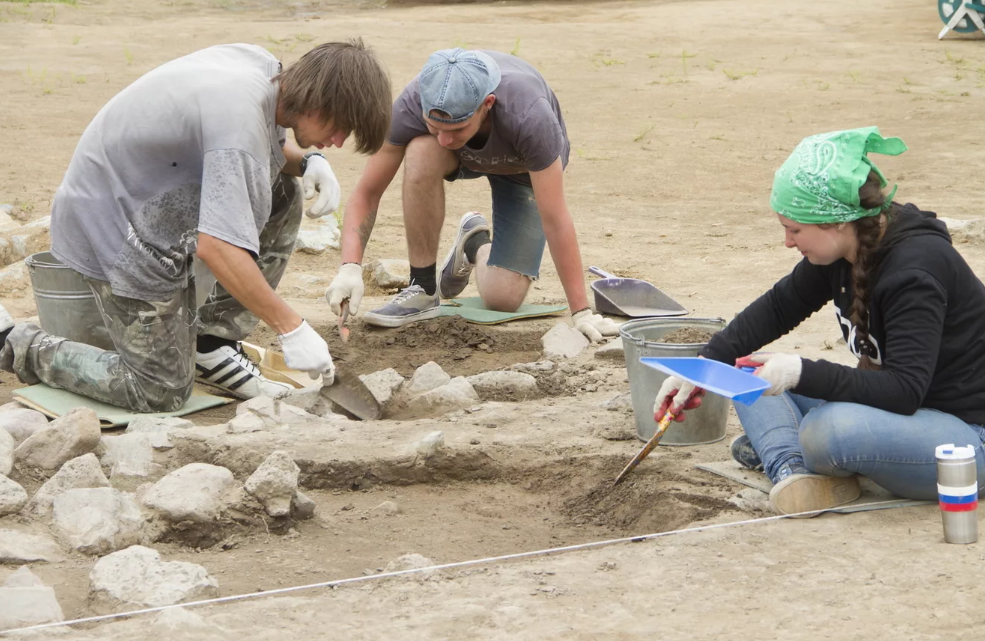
[389,51,569,187]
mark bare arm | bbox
[196,233,302,335]
[341,142,405,264]
[281,138,305,177]
[529,158,591,312]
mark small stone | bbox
[226,413,266,434]
[25,453,111,518]
[594,337,625,362]
[359,368,405,407]
[373,501,401,516]
[0,529,65,564]
[414,431,445,459]
[383,553,433,573]
[542,322,589,360]
[405,361,451,396]
[140,463,239,524]
[0,567,64,629]
[280,387,338,418]
[52,487,147,555]
[98,433,159,480]
[0,260,29,293]
[295,222,340,254]
[466,371,539,401]
[405,377,479,416]
[88,545,219,614]
[244,451,300,518]
[291,491,316,520]
[235,396,319,429]
[364,259,410,289]
[0,475,28,517]
[0,428,12,477]
[125,416,192,449]
[0,407,48,446]
[600,393,634,412]
[510,360,556,374]
[14,407,101,473]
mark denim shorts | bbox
[445,167,545,279]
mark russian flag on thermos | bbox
[935,444,979,544]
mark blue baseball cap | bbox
[419,48,501,124]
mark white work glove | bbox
[740,352,802,396]
[278,320,335,385]
[652,375,705,423]
[571,308,620,343]
[325,263,365,316]
[302,154,341,219]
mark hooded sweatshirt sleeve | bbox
[795,268,946,414]
[700,258,835,365]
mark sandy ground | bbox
[2,0,985,637]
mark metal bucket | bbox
[620,317,728,445]
[25,251,114,351]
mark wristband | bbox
[298,151,325,176]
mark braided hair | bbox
[849,171,897,371]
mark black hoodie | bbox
[700,204,985,425]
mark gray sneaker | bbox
[438,211,490,299]
[363,284,440,328]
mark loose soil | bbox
[660,327,715,344]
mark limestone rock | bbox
[359,368,405,407]
[235,396,319,429]
[541,322,589,360]
[940,217,985,245]
[25,453,111,518]
[0,475,28,517]
[52,488,147,555]
[153,606,212,631]
[98,433,159,480]
[0,529,65,564]
[600,392,634,412]
[244,451,300,518]
[14,407,101,473]
[140,463,239,524]
[280,387,339,418]
[594,337,626,362]
[466,370,539,401]
[414,431,445,459]
[510,360,556,374]
[88,545,219,614]
[373,501,401,516]
[383,553,433,573]
[0,567,64,629]
[405,361,451,396]
[226,413,266,434]
[125,416,192,449]
[405,377,479,416]
[291,492,316,520]
[0,407,50,445]
[0,428,12,477]
[364,258,410,289]
[295,221,341,254]
[0,260,29,293]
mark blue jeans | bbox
[734,393,985,500]
[446,168,546,279]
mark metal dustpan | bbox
[588,266,687,318]
[640,357,770,405]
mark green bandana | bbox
[769,126,908,224]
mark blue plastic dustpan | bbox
[640,357,770,406]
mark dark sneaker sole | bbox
[363,305,441,328]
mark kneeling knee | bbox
[139,381,194,413]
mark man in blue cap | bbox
[324,48,619,341]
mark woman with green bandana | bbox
[655,126,985,516]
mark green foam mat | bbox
[13,383,233,429]
[439,297,567,325]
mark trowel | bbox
[318,298,382,420]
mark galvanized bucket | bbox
[620,317,729,445]
[25,251,115,351]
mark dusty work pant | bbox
[1,175,303,412]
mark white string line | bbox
[0,499,918,636]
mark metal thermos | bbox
[935,444,979,544]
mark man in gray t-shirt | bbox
[324,48,619,342]
[0,40,392,412]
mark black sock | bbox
[409,263,437,296]
[464,230,491,264]
[197,334,237,354]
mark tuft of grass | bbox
[710,134,725,141]
[956,71,966,80]
[896,85,911,94]
[510,37,521,57]
[848,70,862,83]
[124,46,133,66]
[5,0,76,4]
[679,49,697,75]
[648,75,688,85]
[944,49,964,64]
[71,73,85,84]
[633,123,655,142]
[590,52,624,67]
[646,52,660,59]
[902,76,914,85]
[72,34,81,45]
[816,81,830,91]
[723,68,759,81]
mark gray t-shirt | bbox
[51,44,286,301]
[389,51,569,187]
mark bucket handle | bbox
[588,266,617,279]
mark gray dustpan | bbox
[588,266,687,318]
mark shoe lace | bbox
[392,284,425,304]
[229,344,262,377]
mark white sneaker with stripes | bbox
[195,344,293,400]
